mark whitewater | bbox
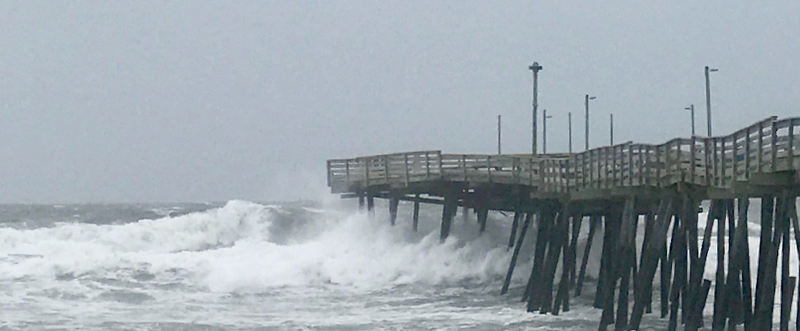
[0,200,795,330]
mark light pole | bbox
[497,115,502,154]
[543,109,553,154]
[568,112,573,153]
[529,62,543,155]
[685,104,695,136]
[610,113,614,145]
[705,66,718,136]
[585,95,596,150]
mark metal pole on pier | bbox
[543,109,552,154]
[498,115,502,154]
[530,62,543,155]
[568,112,572,153]
[585,95,596,150]
[610,113,614,145]
[685,104,695,136]
[705,66,718,136]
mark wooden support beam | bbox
[685,279,713,331]
[725,198,748,328]
[501,212,533,295]
[779,193,794,331]
[553,205,574,315]
[739,198,754,331]
[754,195,776,330]
[412,194,420,232]
[615,197,636,329]
[789,199,800,331]
[780,221,793,331]
[477,207,488,234]
[525,209,553,305]
[782,277,797,331]
[598,206,622,329]
[636,211,653,314]
[532,205,565,313]
[690,198,717,326]
[389,197,399,226]
[595,214,613,309]
[629,197,673,330]
[367,194,375,214]
[669,210,688,329]
[576,214,599,297]
[358,192,365,209]
[712,199,728,330]
[659,209,672,319]
[680,195,700,326]
[568,212,583,291]
[440,193,457,243]
[508,211,521,249]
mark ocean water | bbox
[0,199,795,330]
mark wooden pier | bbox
[326,116,800,330]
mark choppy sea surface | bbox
[0,200,794,330]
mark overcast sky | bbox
[1,1,798,203]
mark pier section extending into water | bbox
[327,116,800,330]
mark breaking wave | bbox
[0,200,526,293]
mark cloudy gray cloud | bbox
[1,1,798,203]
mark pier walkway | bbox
[326,116,800,330]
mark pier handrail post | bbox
[326,160,332,187]
[772,120,778,172]
[664,143,671,186]
[529,157,534,185]
[789,118,796,162]
[690,136,697,184]
[364,157,370,187]
[628,143,634,187]
[438,152,444,179]
[745,126,751,180]
[611,145,617,187]
[721,137,728,187]
[384,155,389,182]
[733,132,740,182]
[703,138,712,187]
[758,121,764,173]
[581,151,586,190]
[638,145,645,186]
[486,155,492,183]
[404,153,410,186]
[712,137,719,186]
[539,159,546,191]
[462,155,468,182]
[345,159,350,185]
[565,157,571,192]
[424,152,430,179]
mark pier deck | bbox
[326,116,800,330]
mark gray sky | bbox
[1,1,798,203]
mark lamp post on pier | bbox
[497,115,502,154]
[705,66,718,136]
[568,112,573,153]
[529,62,543,155]
[585,95,596,151]
[543,109,552,154]
[686,104,695,136]
[610,113,614,145]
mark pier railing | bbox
[327,116,800,194]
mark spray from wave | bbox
[0,200,527,294]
